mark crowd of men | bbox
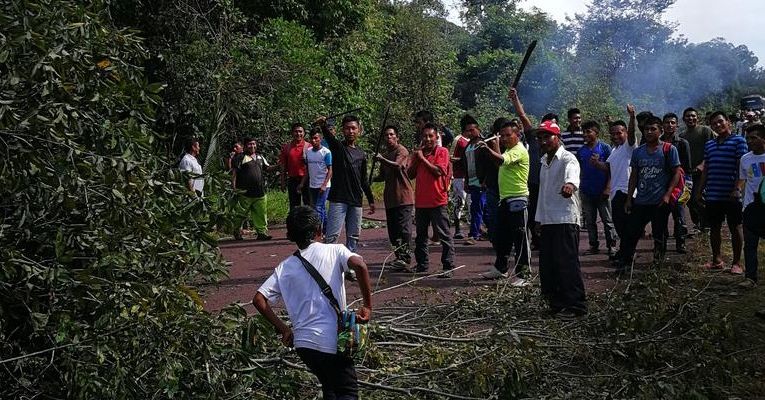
[177,91,765,399]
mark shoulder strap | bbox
[293,250,342,318]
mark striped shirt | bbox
[561,130,585,156]
[703,134,748,201]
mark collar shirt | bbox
[536,145,581,226]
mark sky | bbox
[445,0,765,66]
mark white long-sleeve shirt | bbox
[536,145,581,226]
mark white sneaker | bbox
[481,267,508,279]
[510,277,530,287]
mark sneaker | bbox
[583,247,600,255]
[608,251,621,261]
[410,265,429,274]
[730,264,744,275]
[676,244,687,254]
[437,269,453,278]
[464,238,476,246]
[256,233,272,241]
[388,259,409,272]
[555,308,584,320]
[510,277,530,287]
[429,238,441,246]
[606,247,614,257]
[481,267,508,279]
[738,278,757,288]
[453,232,465,240]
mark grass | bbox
[265,182,386,225]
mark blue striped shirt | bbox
[703,134,748,201]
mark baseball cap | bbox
[538,120,561,135]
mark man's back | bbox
[257,242,355,353]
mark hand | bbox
[507,87,519,102]
[314,116,327,127]
[319,184,327,193]
[589,154,601,166]
[601,189,610,201]
[695,195,704,209]
[280,183,286,192]
[279,326,294,347]
[661,193,671,205]
[730,189,741,200]
[296,184,303,193]
[560,183,575,198]
[413,148,424,160]
[356,306,372,323]
[374,153,384,162]
[624,198,632,214]
[367,203,376,215]
[627,104,636,117]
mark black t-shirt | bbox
[322,126,374,207]
[233,154,268,198]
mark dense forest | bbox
[1,0,763,398]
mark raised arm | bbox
[508,87,533,131]
[626,104,637,146]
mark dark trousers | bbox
[386,205,413,263]
[493,199,530,276]
[612,191,629,252]
[527,183,540,246]
[744,226,760,282]
[287,176,310,209]
[415,206,455,270]
[296,348,358,400]
[620,203,672,264]
[581,193,617,250]
[688,171,704,228]
[539,224,587,313]
[485,188,500,243]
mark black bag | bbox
[743,179,765,239]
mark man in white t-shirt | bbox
[178,137,204,196]
[254,206,372,400]
[737,124,765,287]
[604,105,638,263]
[300,129,333,232]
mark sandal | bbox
[703,261,724,270]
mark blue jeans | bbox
[580,193,617,250]
[744,226,760,282]
[309,187,330,233]
[324,201,362,252]
[468,186,486,239]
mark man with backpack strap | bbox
[616,116,682,270]
[254,206,372,400]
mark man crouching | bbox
[253,206,373,399]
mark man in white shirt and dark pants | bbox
[254,206,372,400]
[178,137,204,196]
[535,121,588,318]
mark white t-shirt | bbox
[257,242,358,354]
[536,146,581,226]
[178,153,204,194]
[606,141,638,200]
[738,151,765,209]
[304,146,332,189]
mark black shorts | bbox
[705,200,743,228]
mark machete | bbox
[511,40,538,88]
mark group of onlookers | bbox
[216,96,765,400]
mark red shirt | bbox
[280,140,309,177]
[414,146,451,208]
[452,136,469,178]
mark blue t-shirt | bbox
[703,134,749,202]
[630,142,681,205]
[577,141,612,196]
